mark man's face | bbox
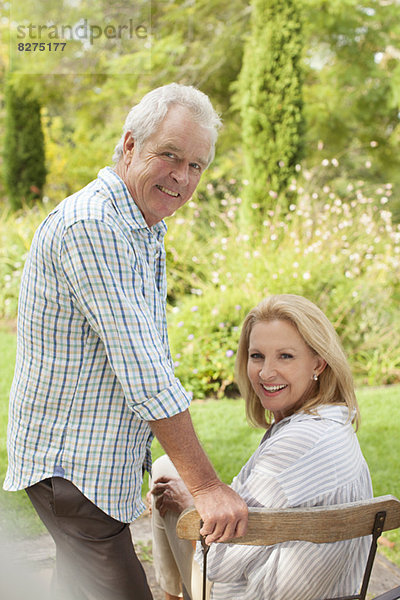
[121,105,212,227]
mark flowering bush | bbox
[1,163,399,395]
[166,168,400,395]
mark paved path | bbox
[2,513,400,599]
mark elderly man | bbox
[4,84,247,600]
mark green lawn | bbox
[0,323,45,536]
[1,323,399,565]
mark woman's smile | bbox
[260,383,288,395]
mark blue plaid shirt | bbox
[4,167,191,522]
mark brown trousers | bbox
[26,478,153,600]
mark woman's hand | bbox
[151,476,194,517]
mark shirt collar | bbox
[97,166,167,240]
[271,404,351,432]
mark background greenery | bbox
[1,325,399,563]
[0,0,399,391]
[3,80,46,209]
[1,0,400,210]
[239,0,305,212]
[0,0,399,576]
[1,168,398,395]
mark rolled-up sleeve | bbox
[60,218,191,421]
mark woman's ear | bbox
[315,356,327,376]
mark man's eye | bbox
[163,152,175,159]
[190,162,201,171]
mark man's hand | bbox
[191,481,248,545]
[151,476,193,517]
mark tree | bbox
[3,81,46,210]
[302,0,400,211]
[2,0,399,214]
[239,0,304,221]
[2,0,250,200]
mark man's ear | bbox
[122,132,135,162]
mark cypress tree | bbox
[240,0,304,220]
[3,82,46,211]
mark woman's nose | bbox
[258,361,277,379]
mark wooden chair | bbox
[177,495,400,600]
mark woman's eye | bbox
[280,353,293,359]
[249,352,263,360]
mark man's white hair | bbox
[112,83,222,166]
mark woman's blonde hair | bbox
[235,294,359,430]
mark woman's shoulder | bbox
[259,405,354,464]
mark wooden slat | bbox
[176,495,400,546]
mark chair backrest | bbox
[176,494,400,546]
[176,495,400,600]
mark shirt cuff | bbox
[127,377,192,421]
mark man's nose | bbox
[171,162,189,185]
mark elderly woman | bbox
[150,294,373,600]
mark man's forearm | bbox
[149,409,219,494]
[149,409,248,544]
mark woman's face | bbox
[247,319,326,423]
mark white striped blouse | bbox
[195,405,373,600]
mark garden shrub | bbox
[3,82,46,211]
[0,165,399,394]
[167,169,400,394]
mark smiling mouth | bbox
[156,184,180,198]
[261,384,288,393]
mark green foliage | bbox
[3,81,46,211]
[0,201,53,318]
[239,0,304,219]
[302,0,400,206]
[0,163,399,393]
[164,167,400,396]
[3,0,250,203]
[2,0,399,216]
